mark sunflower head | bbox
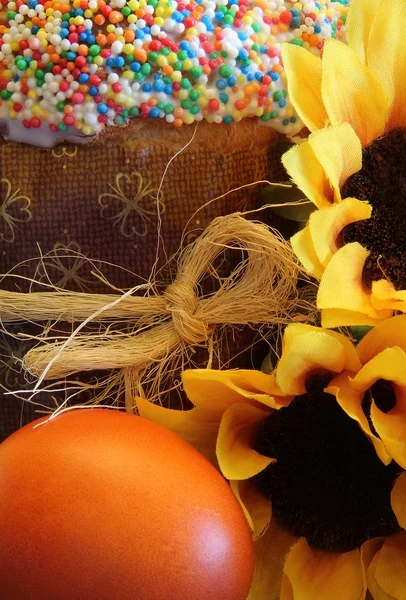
[136,315,406,599]
[280,0,406,327]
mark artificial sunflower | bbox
[137,316,406,600]
[280,0,406,327]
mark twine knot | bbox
[164,281,208,345]
[1,214,309,402]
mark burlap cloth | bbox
[0,119,290,441]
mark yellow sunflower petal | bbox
[248,519,296,600]
[136,396,220,466]
[357,315,406,364]
[371,280,406,314]
[280,575,294,600]
[293,202,370,288]
[216,402,274,480]
[318,243,393,328]
[308,198,371,268]
[283,538,366,600]
[360,537,386,600]
[390,471,406,529]
[346,0,380,63]
[326,373,391,465]
[231,480,254,532]
[321,39,389,146]
[367,531,406,600]
[350,348,406,468]
[361,536,385,574]
[308,124,363,203]
[282,136,333,209]
[370,394,406,471]
[290,226,324,279]
[276,325,361,395]
[182,369,291,411]
[282,124,362,208]
[281,44,327,132]
[367,0,406,130]
[230,480,272,539]
[351,347,406,391]
[281,322,360,363]
[280,322,327,350]
[322,308,387,329]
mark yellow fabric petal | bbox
[326,373,391,465]
[281,44,327,132]
[367,0,406,130]
[318,243,393,327]
[357,315,406,365]
[230,480,272,540]
[290,225,324,280]
[281,323,360,365]
[282,124,362,209]
[361,537,385,574]
[182,368,291,411]
[282,137,333,209]
[136,396,220,466]
[308,124,363,203]
[280,575,294,600]
[371,279,406,314]
[390,471,406,529]
[248,519,296,600]
[322,308,386,329]
[360,537,387,600]
[276,325,361,395]
[309,198,371,268]
[216,402,273,480]
[346,0,381,64]
[351,347,406,392]
[321,39,389,146]
[367,532,406,600]
[283,538,366,600]
[370,393,406,471]
[351,348,406,468]
[279,322,335,352]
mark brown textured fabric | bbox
[0,119,289,441]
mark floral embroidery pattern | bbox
[51,145,78,159]
[98,170,164,238]
[34,241,95,292]
[0,178,32,244]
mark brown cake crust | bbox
[95,117,282,154]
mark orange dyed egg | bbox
[0,409,254,600]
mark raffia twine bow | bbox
[0,214,312,407]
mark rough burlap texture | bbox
[0,119,289,441]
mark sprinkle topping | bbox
[0,0,348,140]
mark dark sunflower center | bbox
[362,379,397,436]
[253,374,402,552]
[341,128,406,290]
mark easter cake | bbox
[0,0,348,439]
[0,0,348,147]
[0,0,349,288]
